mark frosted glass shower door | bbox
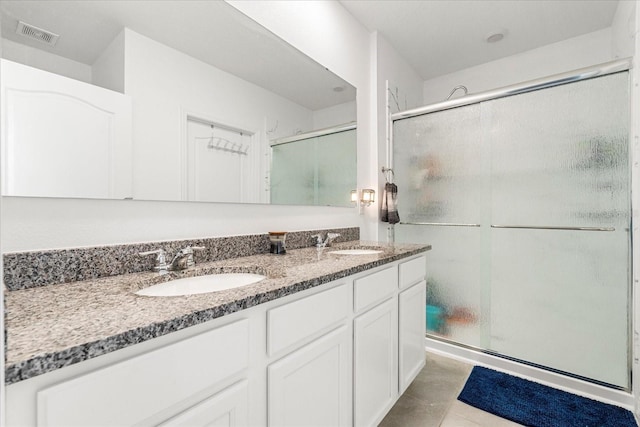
[487,72,630,388]
[270,129,356,207]
[392,70,630,389]
[393,105,490,349]
[315,129,357,206]
[271,137,317,205]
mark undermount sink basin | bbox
[136,273,266,297]
[328,249,383,255]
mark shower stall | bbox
[390,59,632,390]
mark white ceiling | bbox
[340,0,620,80]
[0,1,356,111]
[0,1,622,104]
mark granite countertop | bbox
[5,240,430,385]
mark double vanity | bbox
[4,229,430,426]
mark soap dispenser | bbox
[268,231,287,254]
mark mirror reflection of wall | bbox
[0,1,357,207]
[270,127,357,207]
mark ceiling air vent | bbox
[16,21,59,46]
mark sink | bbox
[136,273,266,297]
[328,249,383,255]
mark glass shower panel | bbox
[315,129,356,207]
[393,105,490,347]
[485,72,630,388]
[393,105,486,223]
[271,129,356,207]
[396,224,487,348]
[490,229,629,387]
[271,137,317,205]
[488,72,629,228]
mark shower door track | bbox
[425,333,628,391]
[390,58,631,122]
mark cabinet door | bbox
[159,380,248,427]
[37,320,249,426]
[399,281,426,393]
[268,326,351,427]
[353,298,398,427]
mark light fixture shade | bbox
[351,190,358,203]
[361,189,375,204]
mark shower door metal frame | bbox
[389,57,634,391]
[391,58,631,122]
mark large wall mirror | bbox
[0,1,357,207]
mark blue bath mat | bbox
[458,366,637,427]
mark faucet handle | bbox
[325,233,341,247]
[311,234,324,247]
[180,246,206,268]
[139,249,169,274]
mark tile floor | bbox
[379,351,524,427]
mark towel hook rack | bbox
[194,124,249,156]
[381,166,394,183]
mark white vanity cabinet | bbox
[34,319,250,427]
[159,380,249,427]
[353,266,398,427]
[267,284,352,427]
[398,257,428,394]
[268,326,351,426]
[6,253,428,427]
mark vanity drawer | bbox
[268,283,349,356]
[37,319,249,427]
[353,266,397,313]
[399,256,426,289]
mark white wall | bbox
[92,29,125,93]
[617,0,640,419]
[612,0,637,60]
[373,32,424,241]
[0,38,92,83]
[1,197,358,252]
[312,100,356,130]
[0,0,371,252]
[423,28,614,104]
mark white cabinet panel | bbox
[353,298,398,427]
[37,320,249,427]
[268,283,349,356]
[159,380,248,427]
[353,266,397,313]
[399,281,426,393]
[399,256,427,290]
[268,326,351,427]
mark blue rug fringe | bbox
[458,366,637,427]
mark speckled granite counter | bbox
[5,240,430,385]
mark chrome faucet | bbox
[139,249,170,274]
[311,233,341,248]
[169,246,205,271]
[139,246,205,274]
